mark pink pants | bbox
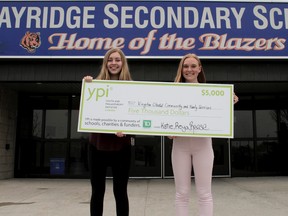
[172,137,214,216]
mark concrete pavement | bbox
[0,177,288,216]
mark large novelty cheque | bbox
[78,80,234,138]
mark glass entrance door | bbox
[212,138,230,176]
[130,135,162,178]
[16,94,231,178]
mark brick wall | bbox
[0,89,17,179]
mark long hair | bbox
[174,53,206,83]
[96,48,132,81]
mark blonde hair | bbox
[174,53,206,83]
[96,48,132,81]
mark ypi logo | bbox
[143,120,152,128]
[86,85,111,101]
[20,31,41,53]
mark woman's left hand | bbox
[115,132,126,137]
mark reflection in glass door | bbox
[130,135,162,178]
[212,138,230,176]
[69,109,89,176]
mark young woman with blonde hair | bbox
[83,48,133,216]
[170,53,238,216]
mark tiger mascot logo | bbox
[20,31,41,53]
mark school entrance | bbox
[9,78,288,178]
[14,92,231,178]
[2,59,287,178]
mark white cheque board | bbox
[78,80,234,138]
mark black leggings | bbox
[89,145,131,216]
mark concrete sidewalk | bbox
[0,177,287,216]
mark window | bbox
[33,110,43,138]
[256,110,277,138]
[234,110,253,138]
[45,110,68,139]
[70,110,89,139]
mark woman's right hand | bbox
[83,76,93,82]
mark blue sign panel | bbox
[0,1,288,58]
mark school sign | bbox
[1,0,288,58]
